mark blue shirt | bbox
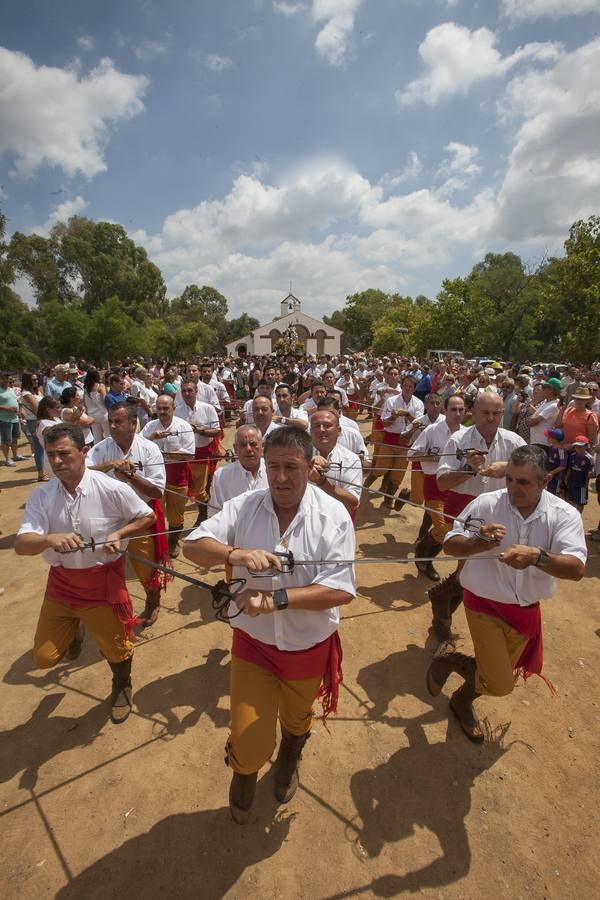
[105,390,129,410]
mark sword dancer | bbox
[15,423,155,723]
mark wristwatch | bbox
[535,548,550,568]
[274,588,289,611]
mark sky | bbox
[1,0,600,323]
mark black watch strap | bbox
[274,588,289,611]
[535,548,550,568]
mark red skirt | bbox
[232,628,343,719]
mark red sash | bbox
[145,499,172,591]
[46,556,138,640]
[166,461,190,487]
[443,490,475,521]
[232,628,343,719]
[423,472,448,503]
[463,589,554,693]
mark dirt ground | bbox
[1,419,599,900]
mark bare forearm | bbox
[443,535,488,557]
[117,513,156,539]
[286,584,353,610]
[184,536,231,567]
[15,533,54,555]
[317,477,359,512]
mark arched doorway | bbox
[314,329,327,355]
[269,329,282,351]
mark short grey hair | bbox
[510,444,548,479]
[263,426,312,463]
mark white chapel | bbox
[225,292,342,357]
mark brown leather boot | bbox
[417,511,432,543]
[415,531,442,582]
[192,503,207,529]
[139,589,160,627]
[363,469,378,488]
[426,650,476,697]
[394,488,411,512]
[108,657,133,724]
[427,571,462,642]
[229,772,258,824]
[381,476,394,509]
[274,729,310,803]
[450,680,484,743]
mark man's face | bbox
[505,461,545,512]
[275,388,291,412]
[186,365,199,382]
[253,398,273,431]
[311,411,341,456]
[234,428,262,471]
[311,385,326,404]
[181,383,197,407]
[445,398,465,428]
[156,398,174,427]
[265,446,309,511]
[257,383,272,398]
[264,367,277,385]
[386,368,399,387]
[200,365,213,383]
[425,395,442,418]
[111,378,125,393]
[323,372,335,388]
[473,394,503,437]
[108,409,136,447]
[45,436,87,485]
[402,378,416,400]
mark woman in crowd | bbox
[83,368,109,443]
[19,372,47,481]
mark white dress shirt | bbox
[141,416,195,457]
[436,425,526,496]
[86,434,166,501]
[339,424,369,459]
[209,459,268,516]
[529,399,559,446]
[188,484,356,651]
[17,468,151,569]
[174,381,221,412]
[410,420,467,475]
[381,394,425,435]
[445,489,587,606]
[175,400,220,448]
[320,444,363,502]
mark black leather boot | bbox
[168,528,182,559]
[139,589,160,627]
[108,657,133,724]
[427,571,462,642]
[274,729,310,803]
[450,680,484,743]
[426,649,476,697]
[229,772,258,824]
[415,531,442,582]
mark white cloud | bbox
[379,152,423,191]
[134,38,171,61]
[501,0,599,20]
[495,36,600,241]
[0,48,148,178]
[435,142,482,195]
[273,1,307,14]
[77,35,95,52]
[397,22,561,106]
[205,54,234,72]
[33,195,88,237]
[312,0,364,68]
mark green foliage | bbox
[33,301,90,361]
[84,297,141,362]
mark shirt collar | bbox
[507,488,549,524]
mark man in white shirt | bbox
[209,425,268,516]
[409,394,466,585]
[399,392,445,513]
[526,378,561,452]
[322,370,348,408]
[300,381,327,417]
[183,427,355,824]
[239,380,277,425]
[380,374,424,509]
[87,402,167,627]
[174,363,221,412]
[142,394,195,558]
[431,392,526,642]
[129,367,155,430]
[273,384,308,431]
[427,445,586,742]
[175,379,221,528]
[310,407,362,519]
[252,396,280,440]
[15,422,155,724]
[318,396,369,459]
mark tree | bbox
[224,313,260,345]
[33,301,90,361]
[84,297,141,362]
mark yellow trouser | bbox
[383,444,409,490]
[164,484,188,528]
[227,654,321,775]
[465,607,528,697]
[410,468,424,505]
[427,498,452,544]
[33,596,133,667]
[189,461,210,503]
[128,532,157,588]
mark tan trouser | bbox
[189,461,209,503]
[128,532,156,587]
[164,484,188,528]
[227,654,321,775]
[410,468,424,505]
[383,444,409,490]
[33,596,133,667]
[465,607,528,697]
[427,498,451,544]
[368,429,385,475]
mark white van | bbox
[427,349,465,361]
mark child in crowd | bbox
[564,434,594,513]
[544,427,567,496]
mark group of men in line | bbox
[9,350,592,824]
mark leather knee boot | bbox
[274,729,311,803]
[168,528,182,559]
[415,531,442,582]
[139,588,160,627]
[108,656,133,724]
[427,571,462,642]
[229,772,258,825]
